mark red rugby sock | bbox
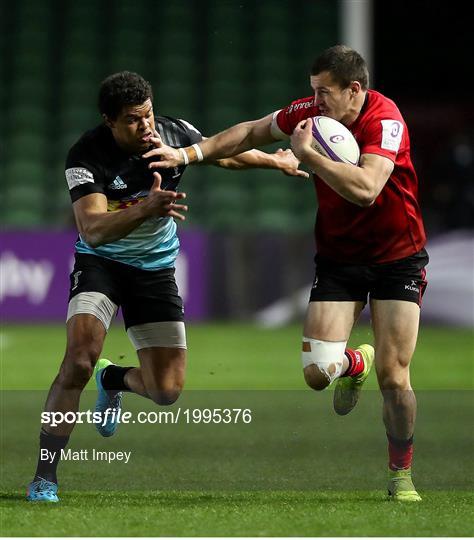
[387,433,414,470]
[343,348,365,377]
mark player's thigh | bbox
[67,253,121,335]
[137,346,186,392]
[60,313,108,385]
[306,254,368,340]
[122,265,186,394]
[370,299,420,387]
[64,255,120,378]
[369,248,428,382]
[66,312,108,351]
[303,300,365,341]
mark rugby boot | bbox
[94,358,123,437]
[387,468,422,502]
[333,344,374,415]
[26,478,59,502]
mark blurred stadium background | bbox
[0,1,473,536]
[0,0,472,323]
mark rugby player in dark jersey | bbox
[27,71,306,502]
[146,46,429,502]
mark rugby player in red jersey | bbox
[146,45,428,502]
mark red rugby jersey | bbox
[272,90,426,263]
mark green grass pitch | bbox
[1,322,473,536]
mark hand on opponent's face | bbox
[142,133,183,169]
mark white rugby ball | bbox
[310,116,360,165]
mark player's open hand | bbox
[274,148,310,179]
[290,119,314,161]
[145,172,188,220]
[142,136,183,169]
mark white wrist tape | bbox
[192,143,204,162]
[178,147,189,165]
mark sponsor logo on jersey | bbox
[107,196,146,212]
[287,99,315,115]
[65,167,94,189]
[108,176,128,190]
[380,120,403,152]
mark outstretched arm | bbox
[143,113,278,169]
[214,148,309,178]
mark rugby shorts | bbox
[310,248,429,306]
[68,253,184,329]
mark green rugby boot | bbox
[333,344,374,415]
[388,468,422,502]
[94,358,123,437]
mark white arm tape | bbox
[270,110,289,140]
[192,143,204,162]
[178,147,189,165]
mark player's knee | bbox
[303,365,330,391]
[59,356,94,389]
[148,387,183,406]
[60,346,100,389]
[377,366,410,391]
[145,377,184,406]
[301,337,346,390]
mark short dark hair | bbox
[98,71,153,120]
[311,45,369,90]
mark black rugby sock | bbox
[101,365,134,392]
[34,429,70,484]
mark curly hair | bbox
[98,71,153,119]
[311,45,369,90]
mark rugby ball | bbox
[310,116,360,165]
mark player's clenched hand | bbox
[143,172,188,221]
[274,148,310,179]
[142,138,183,169]
[290,119,314,161]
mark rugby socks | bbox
[387,432,414,470]
[34,429,70,484]
[342,348,365,377]
[101,365,134,392]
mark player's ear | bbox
[349,81,362,96]
[103,114,114,128]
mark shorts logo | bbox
[108,176,128,190]
[72,270,82,291]
[404,280,419,293]
[312,276,318,289]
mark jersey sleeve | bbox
[359,108,405,163]
[65,141,105,203]
[270,96,316,140]
[178,119,203,145]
